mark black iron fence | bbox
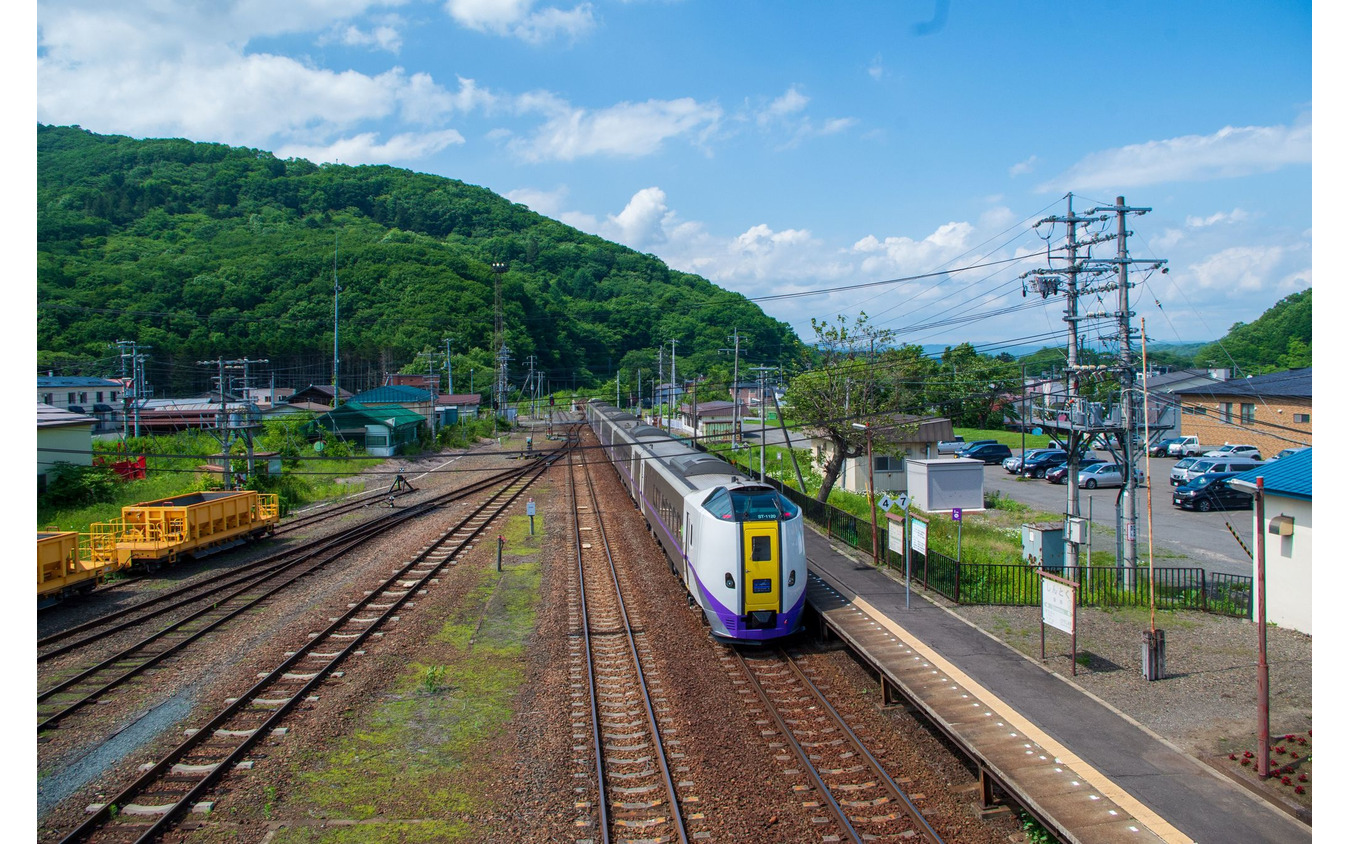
[761,468,1253,619]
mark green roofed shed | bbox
[308,401,426,456]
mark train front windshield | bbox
[703,487,800,522]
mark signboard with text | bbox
[1042,579,1075,634]
[910,519,928,555]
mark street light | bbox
[853,422,879,566]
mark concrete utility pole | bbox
[443,337,454,395]
[720,328,743,444]
[669,339,678,423]
[333,232,342,408]
[656,346,664,427]
[418,351,439,439]
[115,340,151,439]
[197,357,266,489]
[1083,196,1166,576]
[750,365,775,480]
[491,261,508,420]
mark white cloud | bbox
[602,187,672,249]
[1185,208,1250,228]
[504,185,570,216]
[508,96,722,161]
[37,2,485,165]
[1039,118,1311,192]
[277,129,466,164]
[851,221,975,277]
[1008,155,1037,177]
[443,0,595,43]
[1186,244,1309,294]
[331,23,403,52]
[758,87,808,126]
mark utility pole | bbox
[115,340,151,439]
[491,261,508,422]
[669,339,678,422]
[198,357,265,490]
[750,365,775,479]
[443,337,454,395]
[1083,195,1167,577]
[333,232,342,408]
[720,328,743,444]
[418,351,439,439]
[656,347,664,427]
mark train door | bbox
[740,522,780,613]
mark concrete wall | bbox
[1253,495,1312,636]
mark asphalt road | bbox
[747,426,1255,579]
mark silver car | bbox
[1077,462,1143,489]
[1202,444,1261,460]
[1169,457,1199,486]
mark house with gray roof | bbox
[1172,367,1311,459]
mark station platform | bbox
[801,528,1312,844]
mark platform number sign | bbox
[951,507,962,522]
[895,492,909,511]
[878,494,893,511]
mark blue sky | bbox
[33,0,1316,355]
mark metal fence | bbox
[761,468,1253,619]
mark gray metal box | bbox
[1022,522,1065,570]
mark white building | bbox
[1231,449,1313,636]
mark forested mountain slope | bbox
[1192,289,1311,375]
[38,125,798,392]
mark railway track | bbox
[567,441,696,844]
[727,644,944,844]
[37,464,527,667]
[50,436,572,844]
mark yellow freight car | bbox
[38,530,105,606]
[85,490,280,571]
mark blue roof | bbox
[1231,448,1311,500]
[349,385,433,403]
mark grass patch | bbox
[275,553,542,842]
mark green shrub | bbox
[41,462,119,508]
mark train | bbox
[586,401,806,642]
[38,489,280,606]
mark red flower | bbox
[1285,733,1297,741]
[1228,753,1237,761]
[1289,751,1299,759]
[1295,785,1306,795]
[1298,737,1307,745]
[1281,776,1292,785]
[1308,729,1312,736]
[1241,759,1251,766]
[1298,773,1308,783]
[1243,750,1254,758]
[1283,765,1295,774]
[1274,746,1286,754]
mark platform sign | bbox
[1039,571,1081,676]
[951,507,962,522]
[895,492,910,511]
[910,519,928,555]
[886,515,906,556]
[1042,579,1074,634]
[878,494,893,511]
[526,499,536,516]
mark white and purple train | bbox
[586,401,806,642]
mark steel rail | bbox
[56,438,572,844]
[733,647,863,842]
[579,447,688,844]
[776,647,945,844]
[38,466,530,656]
[568,448,610,844]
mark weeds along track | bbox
[567,441,696,844]
[37,466,540,732]
[48,436,574,844]
[727,644,945,844]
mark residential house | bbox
[675,401,737,441]
[240,386,294,408]
[805,416,955,495]
[1231,449,1312,635]
[37,404,95,490]
[37,376,124,433]
[131,398,260,433]
[436,393,482,424]
[1172,367,1311,458]
[263,400,334,418]
[289,384,354,406]
[308,401,425,457]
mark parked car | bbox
[1045,455,1106,484]
[1169,457,1200,486]
[1003,448,1062,474]
[1271,446,1310,461]
[939,437,993,456]
[1076,462,1143,489]
[1168,435,1219,458]
[1150,437,1185,457]
[1021,450,1091,479]
[959,442,1013,464]
[1173,457,1263,487]
[1202,444,1261,460]
[1172,473,1253,512]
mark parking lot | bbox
[980,454,1256,579]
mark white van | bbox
[1177,457,1262,486]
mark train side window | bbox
[751,535,771,561]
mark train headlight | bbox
[788,570,796,587]
[725,573,735,589]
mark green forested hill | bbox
[1192,289,1311,375]
[37,124,798,393]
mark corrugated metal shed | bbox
[349,385,433,404]
[1231,448,1312,500]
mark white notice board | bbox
[1042,579,1075,634]
[887,520,905,555]
[910,519,928,555]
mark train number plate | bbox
[752,578,772,593]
